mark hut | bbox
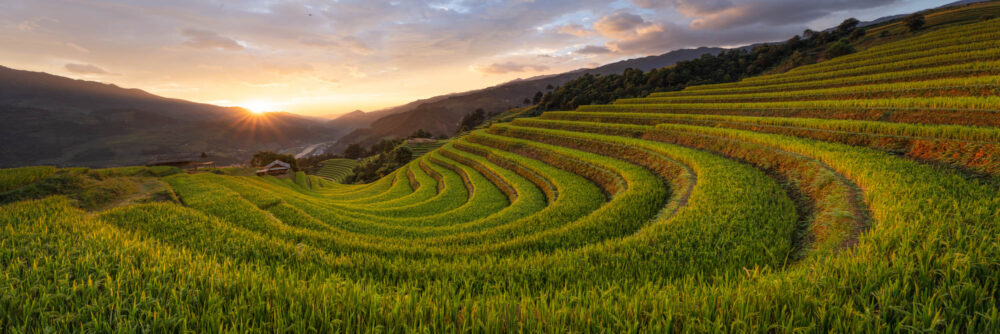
[256,160,292,176]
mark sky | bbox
[0,0,946,117]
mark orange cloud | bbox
[65,63,108,75]
[472,61,549,74]
[181,28,244,51]
[594,12,648,38]
[558,24,594,37]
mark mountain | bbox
[852,0,991,29]
[325,107,413,139]
[336,110,366,120]
[325,110,367,130]
[939,0,992,8]
[0,65,341,168]
[330,0,999,154]
[329,46,725,152]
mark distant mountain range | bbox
[0,66,342,167]
[939,0,993,9]
[0,46,724,167]
[843,0,990,30]
[326,47,725,153]
[326,0,994,153]
[2,0,978,167]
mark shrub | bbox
[344,144,366,159]
[825,39,855,58]
[904,13,926,31]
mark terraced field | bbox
[403,139,447,158]
[315,158,360,183]
[2,17,1000,332]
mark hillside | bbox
[2,8,999,331]
[331,0,998,154]
[325,107,417,137]
[329,47,725,152]
[0,66,343,167]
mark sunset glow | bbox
[240,100,283,114]
[0,0,943,117]
[2,0,998,330]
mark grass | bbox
[0,166,57,193]
[2,4,1000,332]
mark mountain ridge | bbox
[0,65,342,167]
[328,46,726,153]
[327,0,995,153]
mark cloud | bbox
[605,22,688,54]
[260,63,314,75]
[557,24,594,37]
[605,20,792,55]
[298,37,338,47]
[0,0,928,115]
[595,1,886,55]
[300,36,374,55]
[344,65,368,78]
[576,45,613,54]
[65,63,108,75]
[66,42,90,53]
[633,0,734,13]
[594,12,648,38]
[472,61,550,74]
[635,0,900,30]
[180,28,243,50]
[17,17,57,32]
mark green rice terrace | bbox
[3,16,1000,333]
[315,158,360,183]
[402,138,447,159]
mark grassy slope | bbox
[2,5,1000,332]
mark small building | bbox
[256,160,291,176]
[147,153,214,170]
[405,138,437,145]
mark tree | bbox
[391,147,413,165]
[904,13,925,32]
[344,144,365,159]
[825,39,855,58]
[836,18,860,35]
[539,24,872,111]
[545,84,554,90]
[522,98,531,105]
[532,91,543,104]
[849,28,866,40]
[458,108,487,132]
[250,151,298,171]
[785,35,803,49]
[368,139,401,156]
[409,129,433,139]
[297,152,344,173]
[789,50,807,66]
[349,142,413,184]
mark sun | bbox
[241,100,283,114]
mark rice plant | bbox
[2,8,1000,332]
